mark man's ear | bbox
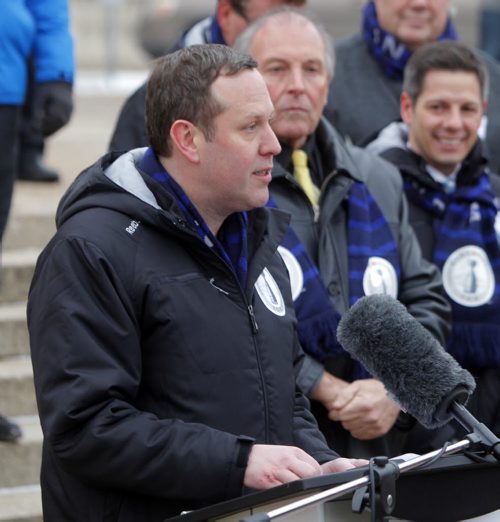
[216,0,232,37]
[170,120,201,163]
[400,91,413,125]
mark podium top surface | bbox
[164,453,500,522]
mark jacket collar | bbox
[272,117,371,185]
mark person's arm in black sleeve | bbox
[28,237,251,504]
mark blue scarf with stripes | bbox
[362,0,457,81]
[140,148,248,287]
[346,182,401,378]
[404,171,500,369]
[267,197,342,362]
[270,180,400,380]
[347,181,401,306]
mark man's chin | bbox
[275,129,310,149]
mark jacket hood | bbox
[56,148,180,231]
[365,121,408,156]
[55,148,291,249]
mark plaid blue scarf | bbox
[404,172,500,369]
[140,148,248,287]
[362,1,457,80]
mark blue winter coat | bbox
[0,0,74,105]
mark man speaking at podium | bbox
[27,45,365,522]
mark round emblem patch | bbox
[277,246,304,301]
[442,245,494,307]
[255,268,286,316]
[362,256,398,298]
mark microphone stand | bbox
[240,436,483,522]
[449,402,500,460]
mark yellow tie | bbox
[292,149,319,207]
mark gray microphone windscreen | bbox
[337,294,476,429]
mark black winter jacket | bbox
[27,149,337,522]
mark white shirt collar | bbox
[406,140,460,193]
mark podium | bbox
[165,452,500,522]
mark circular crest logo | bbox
[255,268,286,316]
[362,257,398,298]
[442,245,494,307]
[277,246,304,301]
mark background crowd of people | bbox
[1,1,499,520]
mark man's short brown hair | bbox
[146,44,257,157]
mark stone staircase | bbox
[0,235,46,521]
[0,84,137,522]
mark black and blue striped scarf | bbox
[140,148,248,287]
[208,16,226,45]
[347,181,401,306]
[362,0,457,81]
[269,180,400,380]
[404,171,500,369]
[346,181,401,380]
[267,196,342,362]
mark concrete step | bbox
[2,213,55,251]
[0,416,42,489]
[0,249,39,304]
[0,356,37,417]
[0,303,29,358]
[0,485,42,522]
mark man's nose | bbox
[288,67,306,92]
[262,124,282,156]
[444,107,463,129]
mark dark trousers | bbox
[0,105,21,241]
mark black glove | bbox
[32,81,73,137]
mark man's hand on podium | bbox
[243,444,368,490]
[320,457,368,475]
[244,445,322,489]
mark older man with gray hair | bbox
[235,7,451,459]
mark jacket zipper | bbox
[172,215,269,439]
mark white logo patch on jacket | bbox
[443,245,495,307]
[277,246,304,301]
[362,256,398,298]
[255,268,286,316]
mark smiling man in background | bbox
[326,0,500,175]
[367,40,500,449]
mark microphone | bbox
[336,295,500,460]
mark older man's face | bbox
[249,15,330,149]
[374,0,450,52]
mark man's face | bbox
[249,15,330,149]
[220,0,300,46]
[196,69,281,222]
[401,69,485,175]
[374,0,450,51]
